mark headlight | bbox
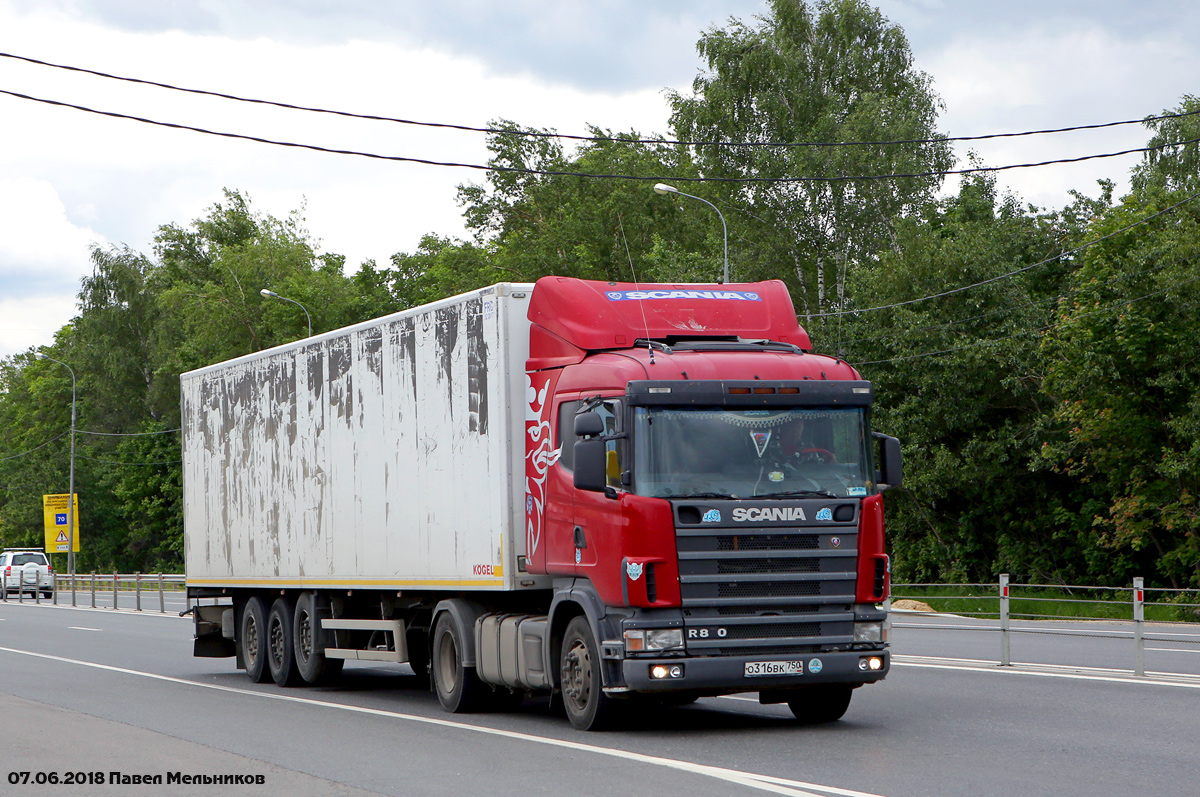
[853,621,885,643]
[624,628,684,653]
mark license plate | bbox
[744,660,804,677]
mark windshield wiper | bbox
[753,489,839,499]
[659,491,739,500]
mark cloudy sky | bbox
[1,0,1197,358]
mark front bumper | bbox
[617,648,888,693]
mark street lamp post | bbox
[653,183,729,284]
[260,289,312,338]
[35,354,77,588]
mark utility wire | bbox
[3,50,1198,150]
[76,428,181,437]
[836,255,1179,348]
[0,431,67,462]
[813,190,1200,318]
[853,271,1200,366]
[3,87,1197,185]
[74,454,181,466]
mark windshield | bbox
[632,406,874,499]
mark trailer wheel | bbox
[293,591,343,685]
[240,596,271,683]
[430,612,486,712]
[786,685,853,724]
[267,596,302,687]
[560,616,617,731]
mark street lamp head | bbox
[260,289,279,298]
[653,183,679,195]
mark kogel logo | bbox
[731,507,807,522]
[605,290,762,301]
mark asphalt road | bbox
[1,601,1197,797]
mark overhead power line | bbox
[76,428,181,437]
[852,271,1200,366]
[2,50,1198,150]
[812,190,1200,318]
[0,431,67,462]
[3,87,1198,185]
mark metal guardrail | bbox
[888,575,1200,677]
[0,572,187,613]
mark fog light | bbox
[650,664,684,680]
[858,656,884,671]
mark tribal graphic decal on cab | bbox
[524,371,560,560]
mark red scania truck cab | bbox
[522,277,900,728]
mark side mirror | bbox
[872,432,903,491]
[574,438,608,493]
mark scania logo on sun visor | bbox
[605,290,762,301]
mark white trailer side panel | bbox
[181,284,537,591]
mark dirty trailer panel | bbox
[181,284,538,592]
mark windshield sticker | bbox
[751,430,772,457]
[769,471,785,482]
[702,509,721,523]
[848,486,867,496]
[605,290,761,301]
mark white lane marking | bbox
[893,655,1200,688]
[1146,647,1200,656]
[0,645,885,797]
[68,626,103,632]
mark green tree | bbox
[451,121,718,286]
[668,0,953,318]
[844,174,1095,583]
[1040,191,1200,588]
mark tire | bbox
[267,596,302,687]
[430,612,487,713]
[240,596,272,683]
[559,616,617,731]
[293,591,343,685]
[786,685,854,724]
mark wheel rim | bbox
[435,628,458,695]
[245,614,260,663]
[269,616,286,669]
[297,610,313,663]
[561,637,591,712]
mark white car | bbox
[1,549,54,598]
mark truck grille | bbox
[674,501,859,656]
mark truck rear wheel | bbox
[293,591,343,685]
[560,616,617,731]
[267,596,302,687]
[786,685,853,724]
[431,612,487,712]
[240,596,271,683]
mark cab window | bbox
[557,399,623,486]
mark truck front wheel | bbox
[431,612,486,712]
[786,684,853,724]
[560,616,617,731]
[240,596,271,683]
